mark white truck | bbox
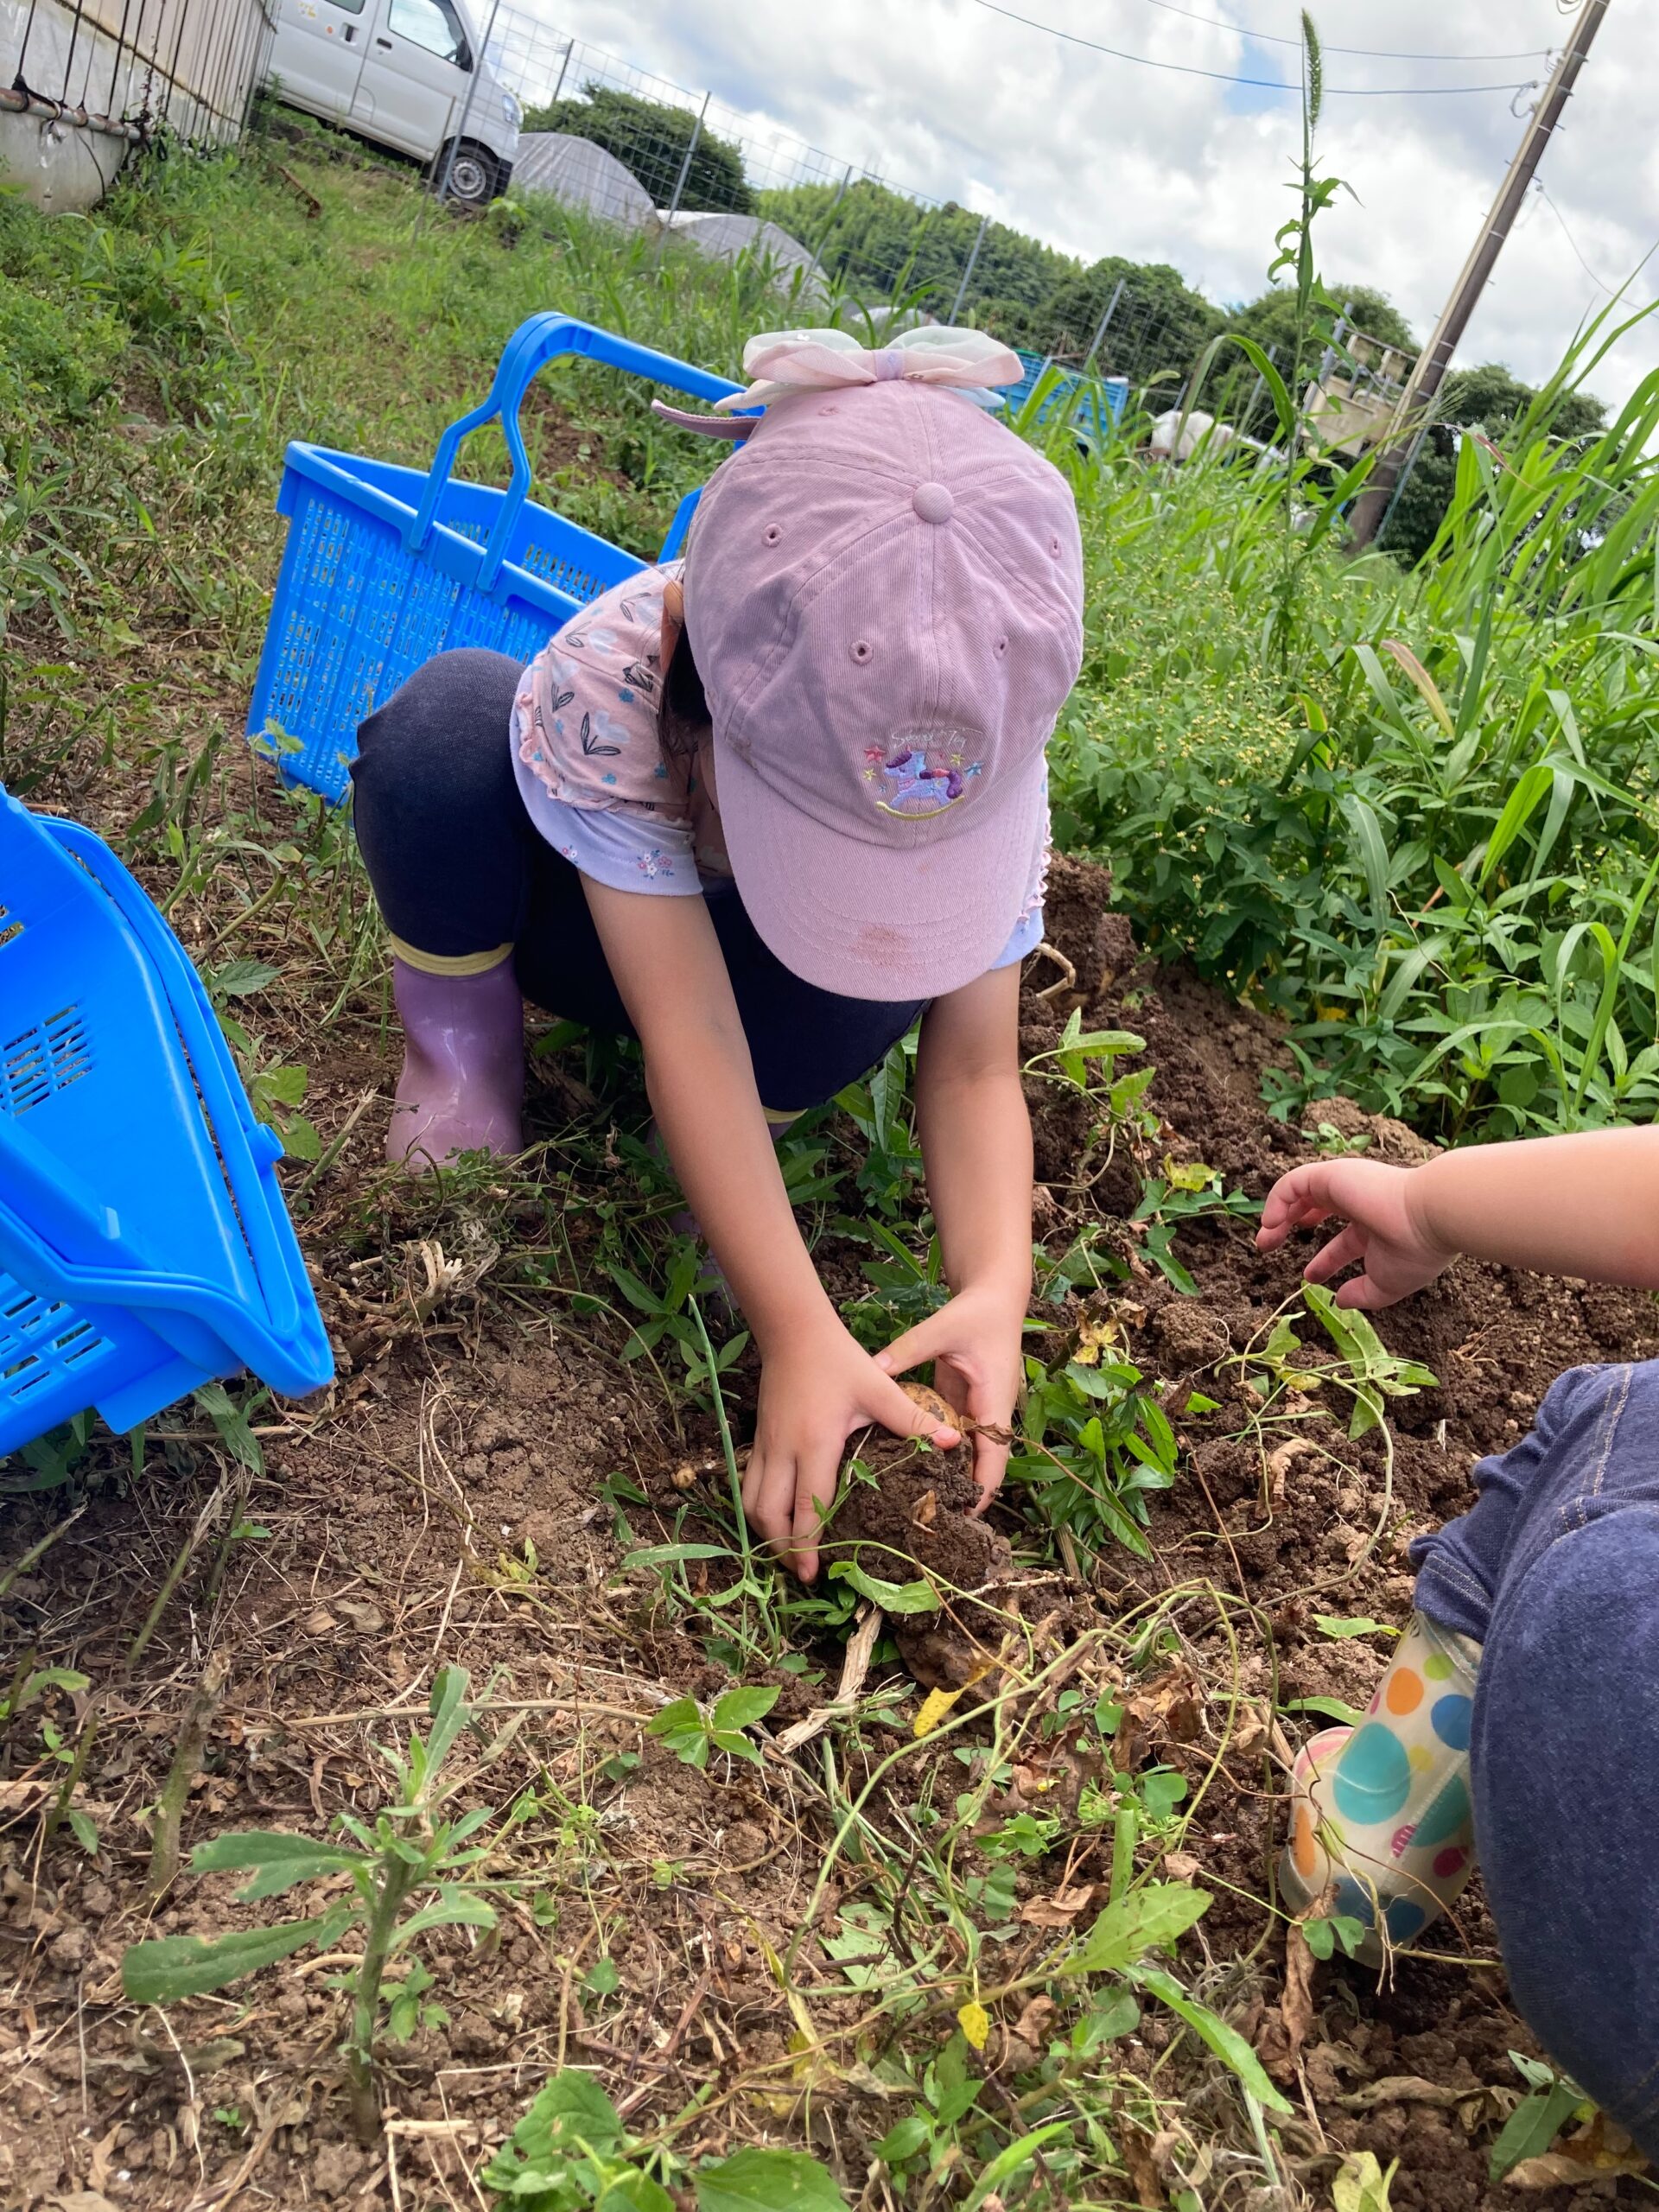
[265,0,519,205]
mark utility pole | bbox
[1348,0,1610,549]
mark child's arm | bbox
[582,880,958,1579]
[1258,1127,1659,1306]
[876,966,1031,1502]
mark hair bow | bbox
[650,325,1023,439]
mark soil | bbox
[3,845,1654,2211]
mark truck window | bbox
[386,0,470,66]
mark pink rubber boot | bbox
[386,957,524,1169]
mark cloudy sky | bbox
[512,0,1656,409]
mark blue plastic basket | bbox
[0,787,334,1458]
[1008,348,1129,442]
[247,316,743,803]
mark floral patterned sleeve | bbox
[509,563,705,898]
[512,689,700,896]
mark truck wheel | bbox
[442,141,498,207]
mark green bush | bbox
[1057,307,1659,1143]
[521,85,753,215]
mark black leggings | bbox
[351,649,925,1113]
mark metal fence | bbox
[486,9,1211,397]
[1,0,275,148]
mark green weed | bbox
[482,2070,846,2209]
[122,1665,524,2142]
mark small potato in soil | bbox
[829,1381,1014,1689]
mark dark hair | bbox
[657,617,711,763]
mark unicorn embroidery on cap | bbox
[865,742,984,819]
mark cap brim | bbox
[714,740,1047,1001]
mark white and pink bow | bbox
[652,325,1023,438]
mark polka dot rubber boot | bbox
[1280,1612,1480,1962]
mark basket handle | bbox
[404,315,742,593]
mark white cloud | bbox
[504,0,1658,407]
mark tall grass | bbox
[1058,297,1659,1142]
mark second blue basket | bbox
[0,788,334,1457]
[246,317,742,803]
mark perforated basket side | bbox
[256,474,633,804]
[0,1271,117,1446]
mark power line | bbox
[1128,0,1554,64]
[1538,180,1615,293]
[970,0,1541,94]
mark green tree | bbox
[1208,283,1414,439]
[1039,256,1224,387]
[1228,279,1415,361]
[522,86,753,216]
[1379,361,1607,563]
[760,181,1077,324]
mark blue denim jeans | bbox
[1412,1362,1659,2155]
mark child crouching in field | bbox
[1258,1129,1659,2158]
[349,327,1083,1583]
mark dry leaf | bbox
[957,1999,989,2051]
[1505,2156,1595,2189]
[302,1608,339,1637]
[1120,2120,1167,2210]
[50,2195,122,2212]
[1507,2113,1649,2183]
[1010,1758,1060,1802]
[1118,1664,1204,1771]
[1073,1312,1122,1366]
[1017,1884,1099,1929]
[1281,1915,1319,2063]
[334,1599,386,1633]
[1231,1701,1269,1759]
[1338,2075,1478,2113]
[1002,1993,1056,2064]
[0,1778,51,1815]
[913,1685,963,1738]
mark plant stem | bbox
[44,1700,100,1854]
[346,1853,422,2144]
[0,1505,86,1603]
[1109,1800,1137,1903]
[148,1656,227,1898]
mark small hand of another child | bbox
[1256,1157,1455,1310]
[874,1282,1026,1507]
[742,1322,961,1584]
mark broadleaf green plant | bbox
[480,2070,848,2209]
[645,1683,780,1770]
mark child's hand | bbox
[742,1322,961,1582]
[1257,1158,1454,1309]
[874,1284,1025,1507]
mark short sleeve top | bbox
[511,562,1047,973]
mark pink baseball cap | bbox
[680,375,1084,1001]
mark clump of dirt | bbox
[829,1384,1014,1688]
